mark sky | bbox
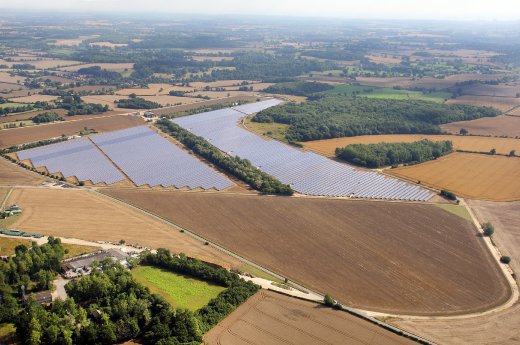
[2,0,520,21]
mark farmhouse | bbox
[32,290,52,305]
[62,248,130,278]
[143,111,157,118]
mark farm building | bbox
[143,111,157,118]
[31,290,52,305]
[62,248,130,278]
[2,204,22,217]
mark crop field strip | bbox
[16,138,126,184]
[90,126,234,190]
[173,100,433,201]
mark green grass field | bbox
[0,103,25,109]
[322,84,450,103]
[438,204,472,222]
[131,266,226,311]
[243,116,289,142]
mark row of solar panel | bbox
[16,126,234,190]
[172,99,433,201]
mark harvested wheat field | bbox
[389,153,520,201]
[396,199,520,345]
[194,90,257,99]
[0,72,26,85]
[103,189,510,315]
[447,95,520,112]
[24,60,82,69]
[8,94,59,103]
[116,84,196,96]
[303,134,520,156]
[0,82,25,92]
[440,115,520,137]
[7,188,239,268]
[0,115,144,148]
[58,63,134,72]
[141,95,201,106]
[0,158,45,186]
[460,83,520,98]
[189,80,259,89]
[204,290,416,345]
[82,95,128,108]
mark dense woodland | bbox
[157,120,294,195]
[335,139,454,168]
[116,96,160,109]
[31,112,63,124]
[254,95,500,141]
[59,95,109,115]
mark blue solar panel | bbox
[17,138,125,184]
[91,126,234,190]
[173,99,434,201]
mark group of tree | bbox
[253,95,500,142]
[59,95,109,115]
[0,238,65,327]
[335,140,453,168]
[157,120,294,195]
[264,81,333,97]
[77,66,122,81]
[31,112,63,124]
[116,96,160,109]
[0,103,34,116]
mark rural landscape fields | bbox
[0,10,520,345]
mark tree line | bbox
[59,95,109,116]
[156,120,294,195]
[254,95,500,141]
[116,96,160,109]
[335,139,453,168]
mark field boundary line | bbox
[94,189,436,345]
[0,187,13,211]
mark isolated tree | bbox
[324,294,336,307]
[490,148,496,155]
[459,128,468,135]
[510,150,516,157]
[483,223,495,236]
[500,256,511,264]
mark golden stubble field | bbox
[388,152,520,201]
[7,188,239,268]
[302,134,520,156]
[447,95,520,112]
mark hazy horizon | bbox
[1,0,520,21]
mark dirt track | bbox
[204,290,416,345]
[103,189,510,316]
[0,114,144,148]
[7,188,239,269]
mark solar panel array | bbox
[173,100,433,201]
[91,126,234,189]
[16,138,125,184]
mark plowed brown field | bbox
[7,188,239,268]
[447,95,520,112]
[395,200,520,345]
[204,290,416,345]
[0,157,45,186]
[302,134,520,156]
[103,189,510,316]
[440,115,520,137]
[388,153,520,201]
[0,115,144,148]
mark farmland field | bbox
[141,95,201,106]
[440,115,520,137]
[204,290,416,345]
[132,266,226,310]
[62,243,101,259]
[103,189,510,315]
[0,157,45,186]
[322,84,450,102]
[302,134,520,156]
[116,83,196,96]
[447,95,520,112]
[0,114,145,148]
[7,188,240,269]
[8,95,59,103]
[396,199,520,345]
[388,152,520,200]
[58,63,134,72]
[0,237,31,256]
[0,72,26,84]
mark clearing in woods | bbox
[388,152,520,201]
[203,290,417,345]
[302,134,520,156]
[131,265,226,311]
[103,189,510,316]
[7,188,240,269]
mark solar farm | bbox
[173,100,434,201]
[16,126,234,190]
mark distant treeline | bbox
[335,139,453,168]
[157,119,294,195]
[254,95,500,141]
[31,112,63,123]
[264,81,333,96]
